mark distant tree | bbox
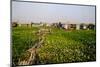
[80,24,83,29]
[12,22,18,27]
[80,23,87,29]
[70,24,76,30]
[31,22,34,27]
[87,24,95,30]
[57,22,62,28]
[59,22,62,27]
[40,22,42,24]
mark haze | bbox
[12,1,95,23]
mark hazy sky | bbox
[12,1,95,23]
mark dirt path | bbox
[18,28,51,65]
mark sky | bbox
[12,1,96,23]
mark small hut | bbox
[62,21,80,30]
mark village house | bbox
[12,21,95,30]
[31,22,43,27]
[18,23,31,27]
[12,22,44,27]
[58,21,80,30]
[56,21,95,30]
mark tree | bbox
[12,22,18,27]
[88,24,95,30]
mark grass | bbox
[12,26,39,65]
[38,28,96,64]
[12,26,96,65]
